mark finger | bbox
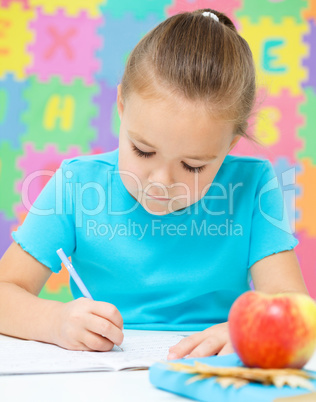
[89,301,124,330]
[58,340,94,352]
[167,334,204,359]
[82,330,115,352]
[186,336,223,358]
[85,314,124,347]
[217,342,235,356]
[77,341,95,351]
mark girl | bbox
[0,9,308,360]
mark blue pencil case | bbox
[149,353,316,402]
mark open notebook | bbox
[0,333,185,375]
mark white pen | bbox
[56,248,124,352]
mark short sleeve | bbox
[11,160,76,273]
[247,160,299,269]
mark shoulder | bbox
[62,148,118,168]
[212,154,277,203]
[59,148,119,180]
[223,154,272,168]
[220,154,275,184]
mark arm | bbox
[167,250,309,359]
[250,249,309,295]
[0,242,124,351]
[0,241,62,343]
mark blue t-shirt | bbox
[12,148,298,331]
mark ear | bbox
[117,84,124,119]
[228,134,242,153]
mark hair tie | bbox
[202,11,219,22]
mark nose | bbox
[148,164,174,190]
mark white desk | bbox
[1,330,316,402]
[0,330,193,402]
[1,370,185,402]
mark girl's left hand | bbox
[167,322,235,360]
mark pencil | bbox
[56,248,124,352]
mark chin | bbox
[141,198,186,215]
[141,202,173,216]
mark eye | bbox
[131,144,154,158]
[182,163,206,174]
[131,144,206,173]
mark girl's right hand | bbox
[53,297,124,351]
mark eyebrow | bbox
[128,131,217,162]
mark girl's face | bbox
[117,85,241,216]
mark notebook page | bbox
[0,333,185,374]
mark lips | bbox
[146,193,171,201]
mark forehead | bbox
[124,91,235,156]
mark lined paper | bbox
[0,333,185,375]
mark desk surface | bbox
[1,330,316,402]
[0,330,193,402]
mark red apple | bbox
[228,291,316,369]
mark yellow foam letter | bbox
[43,95,74,131]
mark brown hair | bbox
[120,8,260,144]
